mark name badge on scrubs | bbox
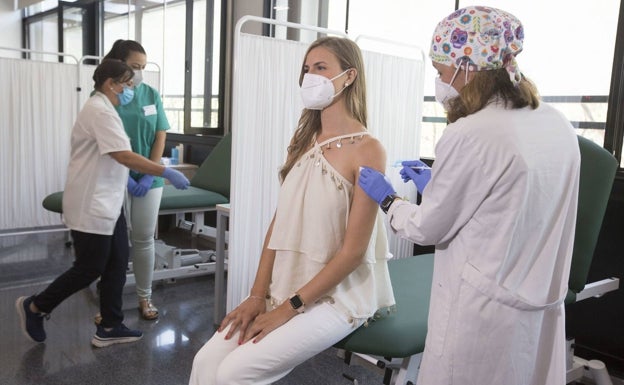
[143,104,157,116]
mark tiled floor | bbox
[0,229,384,385]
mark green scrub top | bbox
[116,83,170,188]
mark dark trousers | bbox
[34,212,129,328]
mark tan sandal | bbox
[139,299,159,320]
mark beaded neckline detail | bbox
[316,132,368,152]
[312,133,370,171]
[293,132,370,192]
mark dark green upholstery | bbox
[191,132,231,198]
[42,191,64,214]
[160,132,231,211]
[566,135,617,303]
[42,133,232,214]
[158,185,228,210]
[334,253,434,357]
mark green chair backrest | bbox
[568,135,618,294]
[190,132,232,199]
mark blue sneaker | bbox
[15,296,47,343]
[91,324,142,348]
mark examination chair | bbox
[157,132,231,237]
[335,135,620,385]
[564,135,619,385]
[41,133,231,282]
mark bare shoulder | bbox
[357,134,386,171]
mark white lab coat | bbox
[62,92,131,235]
[388,101,580,385]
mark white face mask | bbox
[300,69,350,110]
[435,62,465,110]
[435,77,460,110]
[132,70,144,87]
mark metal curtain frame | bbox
[0,46,79,63]
[354,34,426,63]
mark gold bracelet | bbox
[248,295,265,301]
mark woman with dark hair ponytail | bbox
[104,39,170,321]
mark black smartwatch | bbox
[288,294,305,313]
[380,194,400,214]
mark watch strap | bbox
[381,194,400,214]
[288,293,305,313]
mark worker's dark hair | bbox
[92,59,134,90]
[103,39,146,62]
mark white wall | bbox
[0,0,22,58]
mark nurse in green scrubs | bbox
[104,39,170,320]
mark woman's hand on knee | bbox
[219,298,266,342]
[241,302,297,344]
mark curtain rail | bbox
[0,46,78,63]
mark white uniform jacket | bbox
[63,92,132,235]
[388,101,580,385]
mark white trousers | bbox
[126,186,162,300]
[189,302,362,385]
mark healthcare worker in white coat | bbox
[16,59,190,348]
[358,6,580,385]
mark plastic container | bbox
[171,147,179,165]
[177,144,184,164]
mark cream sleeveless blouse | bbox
[268,133,395,323]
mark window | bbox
[125,0,224,135]
[190,0,222,132]
[26,12,59,61]
[24,0,58,16]
[324,0,621,162]
[139,0,186,133]
[24,0,90,63]
[103,0,136,44]
[24,0,226,135]
[61,5,84,60]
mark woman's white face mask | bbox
[435,63,464,110]
[300,69,350,110]
[435,77,460,110]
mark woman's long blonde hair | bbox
[279,37,367,182]
[446,68,540,123]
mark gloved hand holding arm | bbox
[358,166,397,205]
[131,174,154,197]
[400,159,431,194]
[162,167,190,190]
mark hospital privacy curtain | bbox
[228,32,425,311]
[0,57,76,231]
[0,57,162,232]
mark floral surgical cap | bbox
[429,6,524,85]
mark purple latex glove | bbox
[400,160,431,194]
[130,174,154,197]
[358,166,396,205]
[162,167,190,189]
[127,176,138,193]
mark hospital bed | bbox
[41,133,231,284]
[335,135,620,385]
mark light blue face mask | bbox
[117,86,135,106]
